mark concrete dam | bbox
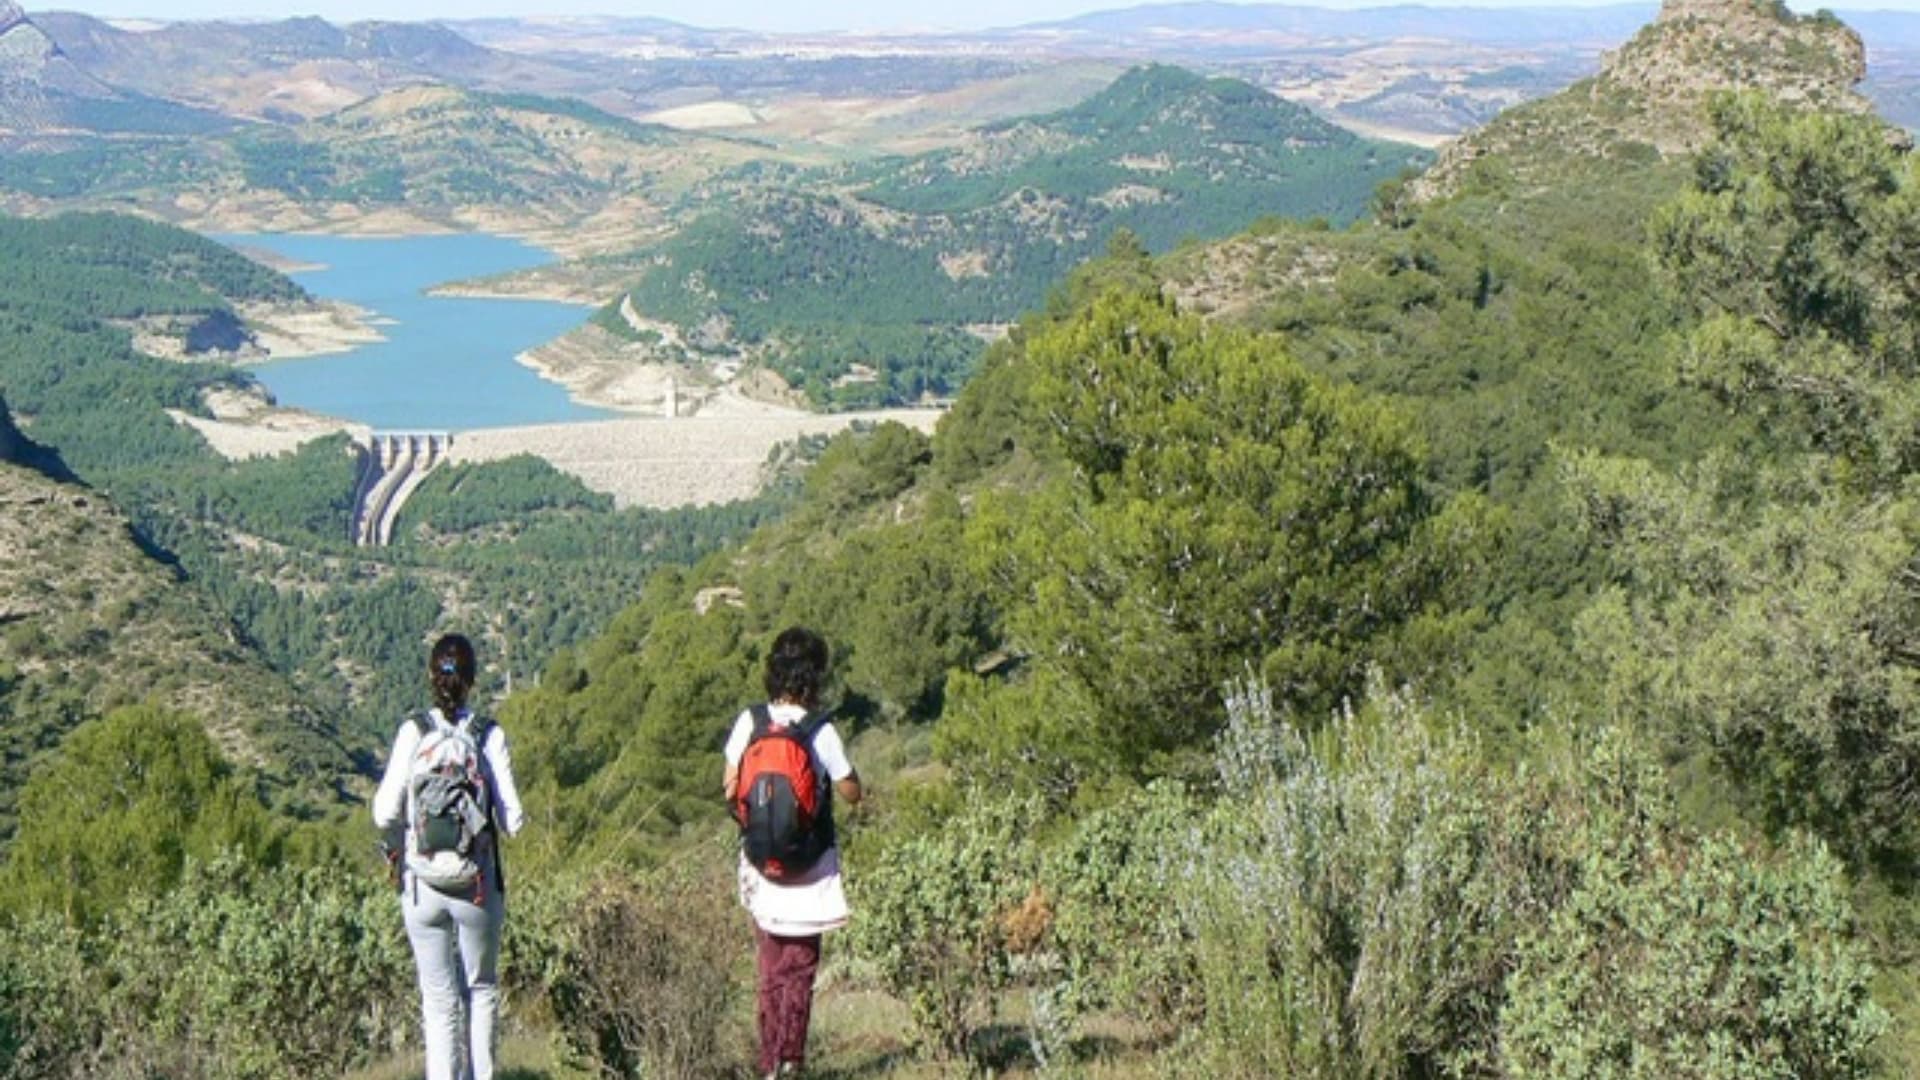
[350,432,451,547]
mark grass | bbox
[347,982,1162,1079]
[346,1034,583,1080]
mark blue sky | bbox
[37,0,1897,33]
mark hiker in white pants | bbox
[402,880,505,1080]
[373,633,527,1080]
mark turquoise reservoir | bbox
[219,232,610,431]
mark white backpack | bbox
[404,712,494,896]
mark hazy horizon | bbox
[25,0,1901,35]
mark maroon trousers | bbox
[754,928,822,1074]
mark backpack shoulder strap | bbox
[790,709,831,745]
[410,711,435,740]
[465,713,495,747]
[748,703,774,740]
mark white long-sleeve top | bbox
[372,708,527,837]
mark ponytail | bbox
[429,634,476,716]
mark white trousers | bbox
[402,877,505,1080]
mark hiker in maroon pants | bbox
[756,929,822,1072]
[723,627,863,1079]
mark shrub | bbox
[0,853,413,1080]
[1040,780,1200,1034]
[1174,677,1887,1078]
[1178,679,1529,1077]
[102,854,415,1078]
[1501,832,1885,1078]
[849,792,1042,1061]
[0,917,99,1080]
[543,857,746,1079]
[0,705,283,927]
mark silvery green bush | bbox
[1173,677,1886,1078]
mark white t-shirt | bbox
[726,703,853,935]
[723,703,854,781]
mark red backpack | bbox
[732,704,832,881]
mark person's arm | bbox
[370,721,417,830]
[816,724,861,808]
[721,711,750,804]
[486,725,528,837]
[835,773,863,806]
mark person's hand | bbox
[375,837,402,889]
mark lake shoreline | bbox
[225,231,604,430]
[192,230,944,508]
[243,299,390,360]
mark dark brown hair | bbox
[764,626,829,708]
[429,633,477,716]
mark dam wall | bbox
[350,432,451,547]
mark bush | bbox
[0,853,413,1080]
[543,858,746,1079]
[108,854,414,1078]
[1501,832,1885,1078]
[849,792,1042,1061]
[1040,780,1200,1034]
[0,705,284,927]
[1173,677,1887,1078]
[0,918,98,1080]
[1178,679,1530,1077]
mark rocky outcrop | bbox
[184,310,255,355]
[1602,0,1865,123]
[0,395,24,466]
[0,394,72,482]
[1410,0,1871,202]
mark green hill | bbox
[608,64,1428,407]
[484,1,1920,1073]
[0,86,772,249]
[0,449,352,836]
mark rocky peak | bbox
[0,3,59,70]
[1408,0,1872,202]
[1601,0,1867,120]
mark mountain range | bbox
[1022,2,1660,45]
[0,0,231,136]
[602,64,1424,405]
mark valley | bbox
[6,1,1920,1077]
